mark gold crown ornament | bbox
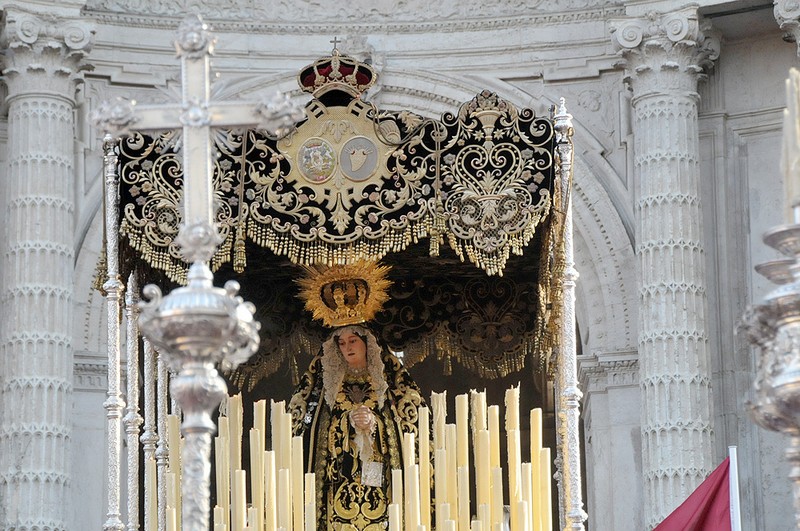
[297,260,391,327]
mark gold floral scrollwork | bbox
[439,90,555,276]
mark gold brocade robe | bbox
[289,351,424,530]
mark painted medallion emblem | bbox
[299,138,336,183]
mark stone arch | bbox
[74,69,638,366]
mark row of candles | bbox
[157,386,553,530]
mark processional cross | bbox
[93,14,303,531]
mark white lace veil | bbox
[320,325,389,409]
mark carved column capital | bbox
[610,7,720,98]
[0,6,95,97]
[775,0,800,55]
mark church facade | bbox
[0,0,797,530]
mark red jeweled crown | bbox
[298,50,377,98]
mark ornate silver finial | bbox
[91,97,139,137]
[256,91,307,138]
[175,14,215,59]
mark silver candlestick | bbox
[92,13,303,531]
[744,224,800,526]
[138,222,261,531]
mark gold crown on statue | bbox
[298,50,377,97]
[297,260,391,327]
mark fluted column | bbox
[611,8,719,529]
[0,8,94,531]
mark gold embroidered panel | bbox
[116,89,554,281]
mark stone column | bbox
[611,8,719,529]
[0,7,93,530]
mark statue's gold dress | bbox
[290,349,423,530]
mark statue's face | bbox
[337,331,367,369]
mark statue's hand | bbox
[350,405,375,432]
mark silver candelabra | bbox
[743,68,800,528]
[92,14,304,531]
[744,225,800,526]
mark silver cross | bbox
[92,14,304,262]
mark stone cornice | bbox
[609,6,720,96]
[578,350,639,394]
[74,362,109,392]
[85,5,626,34]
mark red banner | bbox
[654,457,731,531]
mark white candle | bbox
[281,412,292,472]
[505,385,520,431]
[271,400,284,451]
[491,467,503,528]
[434,448,447,514]
[455,394,469,469]
[457,465,470,531]
[521,462,533,531]
[250,429,264,531]
[292,436,305,531]
[232,470,246,531]
[304,473,316,531]
[215,419,230,530]
[476,429,491,512]
[146,458,157,531]
[254,400,267,440]
[389,503,402,531]
[445,424,458,514]
[418,407,431,531]
[444,519,456,531]
[265,451,277,531]
[437,503,450,523]
[392,468,404,508]
[167,414,181,473]
[478,503,490,530]
[507,428,522,530]
[166,507,177,531]
[247,507,258,530]
[408,463,421,531]
[785,69,800,219]
[213,506,225,529]
[529,409,542,531]
[517,500,530,531]
[471,520,483,531]
[471,389,487,432]
[540,448,552,531]
[488,406,501,469]
[403,433,416,531]
[166,471,176,510]
[229,395,243,473]
[431,391,447,450]
[278,468,291,531]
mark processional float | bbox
[93,15,586,531]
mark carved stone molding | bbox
[610,7,720,100]
[0,7,95,97]
[775,0,800,55]
[85,2,625,33]
[75,361,109,392]
[578,351,639,395]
